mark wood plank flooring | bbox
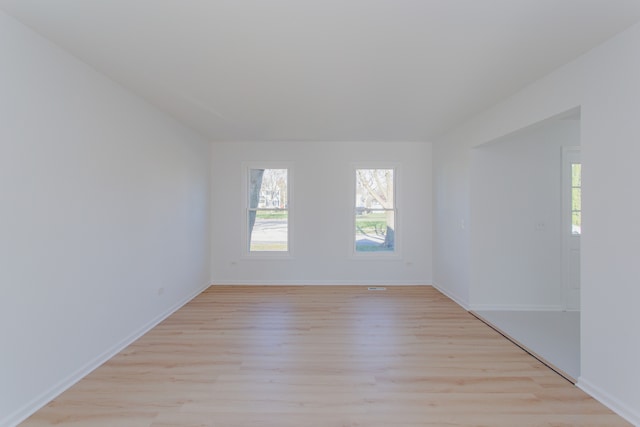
[473,310,581,382]
[21,286,630,426]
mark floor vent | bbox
[367,287,387,291]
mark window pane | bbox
[355,169,395,253]
[571,163,581,187]
[355,209,395,252]
[569,162,581,235]
[249,210,288,252]
[356,169,394,209]
[572,188,581,211]
[248,168,288,253]
[572,211,581,235]
[250,168,288,208]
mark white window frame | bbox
[350,163,401,259]
[241,162,293,259]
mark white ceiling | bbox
[2,0,640,141]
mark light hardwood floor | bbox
[474,310,581,382]
[21,286,630,427]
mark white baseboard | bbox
[578,377,640,426]
[1,282,210,427]
[470,303,564,311]
[210,280,432,286]
[432,281,470,310]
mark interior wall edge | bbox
[432,281,470,311]
[0,282,211,427]
[209,281,433,286]
[469,304,565,312]
[578,377,640,427]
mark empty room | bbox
[1,1,639,426]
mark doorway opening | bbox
[469,108,581,381]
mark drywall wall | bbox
[470,120,579,310]
[210,141,432,285]
[433,20,640,425]
[0,12,211,426]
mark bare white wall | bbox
[211,141,432,285]
[433,21,640,425]
[470,120,579,310]
[0,12,212,426]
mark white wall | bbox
[0,12,212,427]
[470,120,579,310]
[433,21,640,425]
[211,141,432,285]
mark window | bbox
[571,163,581,235]
[354,168,396,253]
[246,167,289,254]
